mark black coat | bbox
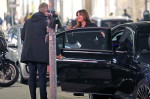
[21,12,49,64]
[84,22,97,27]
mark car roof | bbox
[114,21,150,30]
[60,22,150,34]
[91,16,132,21]
[10,24,23,28]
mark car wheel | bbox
[89,94,110,99]
[134,79,150,99]
[17,66,27,84]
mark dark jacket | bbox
[21,12,49,64]
[84,22,97,27]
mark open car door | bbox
[56,27,113,94]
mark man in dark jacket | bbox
[21,3,49,99]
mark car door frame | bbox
[56,27,115,94]
[111,25,137,93]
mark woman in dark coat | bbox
[73,9,97,28]
[71,9,97,49]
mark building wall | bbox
[134,0,145,21]
[3,0,149,25]
[60,0,84,23]
[91,0,106,17]
[0,0,7,20]
[148,0,150,10]
[117,0,133,17]
[91,0,116,18]
[15,0,49,19]
[117,0,145,21]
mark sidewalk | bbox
[0,82,88,99]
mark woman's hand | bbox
[56,54,63,60]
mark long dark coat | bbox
[21,12,49,64]
[84,22,97,27]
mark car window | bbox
[112,27,134,54]
[12,28,18,39]
[139,34,150,54]
[117,28,134,55]
[91,19,98,26]
[7,28,13,37]
[112,32,123,42]
[119,28,133,43]
[112,27,126,49]
[66,19,77,28]
[65,30,109,50]
[7,27,18,45]
[56,33,65,49]
[138,32,150,64]
[8,28,18,39]
[101,20,130,28]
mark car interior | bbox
[65,30,107,50]
[112,27,134,55]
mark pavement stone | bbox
[0,82,89,99]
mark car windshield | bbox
[101,20,131,28]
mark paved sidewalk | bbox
[0,82,89,99]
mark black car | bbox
[56,22,150,99]
[91,16,133,28]
[66,17,133,29]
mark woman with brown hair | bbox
[73,9,97,28]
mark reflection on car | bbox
[91,16,133,28]
[56,22,150,99]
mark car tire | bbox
[134,79,150,99]
[89,94,110,99]
[17,66,27,84]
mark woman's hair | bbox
[74,9,92,28]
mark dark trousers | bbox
[28,62,47,99]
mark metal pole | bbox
[48,0,57,98]
[48,27,57,99]
[48,0,57,97]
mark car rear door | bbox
[57,28,113,93]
